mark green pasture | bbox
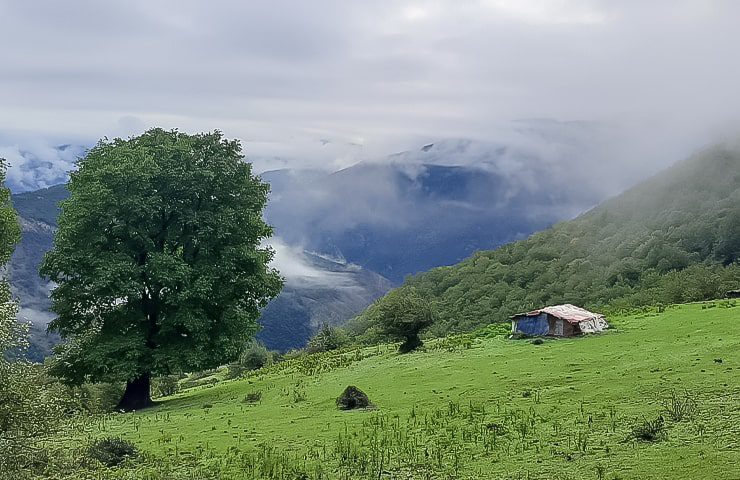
[89,301,739,479]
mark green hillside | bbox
[70,301,739,479]
[348,145,740,340]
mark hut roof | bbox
[513,304,604,325]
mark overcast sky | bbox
[1,0,740,185]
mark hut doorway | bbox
[554,320,564,336]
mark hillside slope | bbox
[349,144,740,338]
[91,302,740,479]
[256,251,392,350]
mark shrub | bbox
[306,324,350,354]
[661,389,697,422]
[226,362,247,380]
[87,437,138,467]
[244,391,262,403]
[238,341,272,371]
[336,386,371,410]
[630,416,666,442]
[179,374,219,390]
[152,375,180,398]
[292,386,307,403]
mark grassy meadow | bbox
[79,301,739,479]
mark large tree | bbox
[41,129,283,411]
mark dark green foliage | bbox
[40,129,283,409]
[336,386,371,410]
[152,375,180,398]
[630,416,666,442]
[0,158,62,472]
[72,382,126,413]
[348,146,740,340]
[180,369,220,390]
[226,362,247,380]
[86,437,138,467]
[369,289,435,353]
[243,391,262,403]
[227,341,277,379]
[239,340,273,371]
[0,162,20,265]
[306,323,350,354]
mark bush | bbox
[152,375,180,398]
[243,391,262,403]
[661,389,697,422]
[336,386,371,410]
[179,374,220,390]
[306,324,350,354]
[374,289,435,353]
[87,437,138,467]
[238,341,272,371]
[226,362,247,380]
[630,416,666,442]
[75,382,126,413]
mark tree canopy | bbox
[41,129,283,410]
[374,289,435,353]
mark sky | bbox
[6,0,740,326]
[1,0,740,189]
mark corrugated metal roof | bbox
[513,304,604,324]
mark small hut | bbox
[511,304,608,337]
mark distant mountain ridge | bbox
[262,140,605,283]
[348,144,740,340]
[9,137,625,357]
[8,185,394,359]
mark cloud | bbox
[267,237,363,290]
[0,0,737,179]
[0,139,86,192]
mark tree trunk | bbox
[116,374,153,412]
[399,334,423,353]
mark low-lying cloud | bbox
[0,1,737,181]
[267,237,364,290]
[0,139,86,192]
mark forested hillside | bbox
[348,144,740,339]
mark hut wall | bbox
[513,313,549,335]
[547,315,576,336]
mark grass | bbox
[84,301,739,479]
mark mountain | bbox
[256,250,392,351]
[9,185,66,361]
[7,185,392,358]
[262,140,606,283]
[348,143,740,339]
[8,137,624,356]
